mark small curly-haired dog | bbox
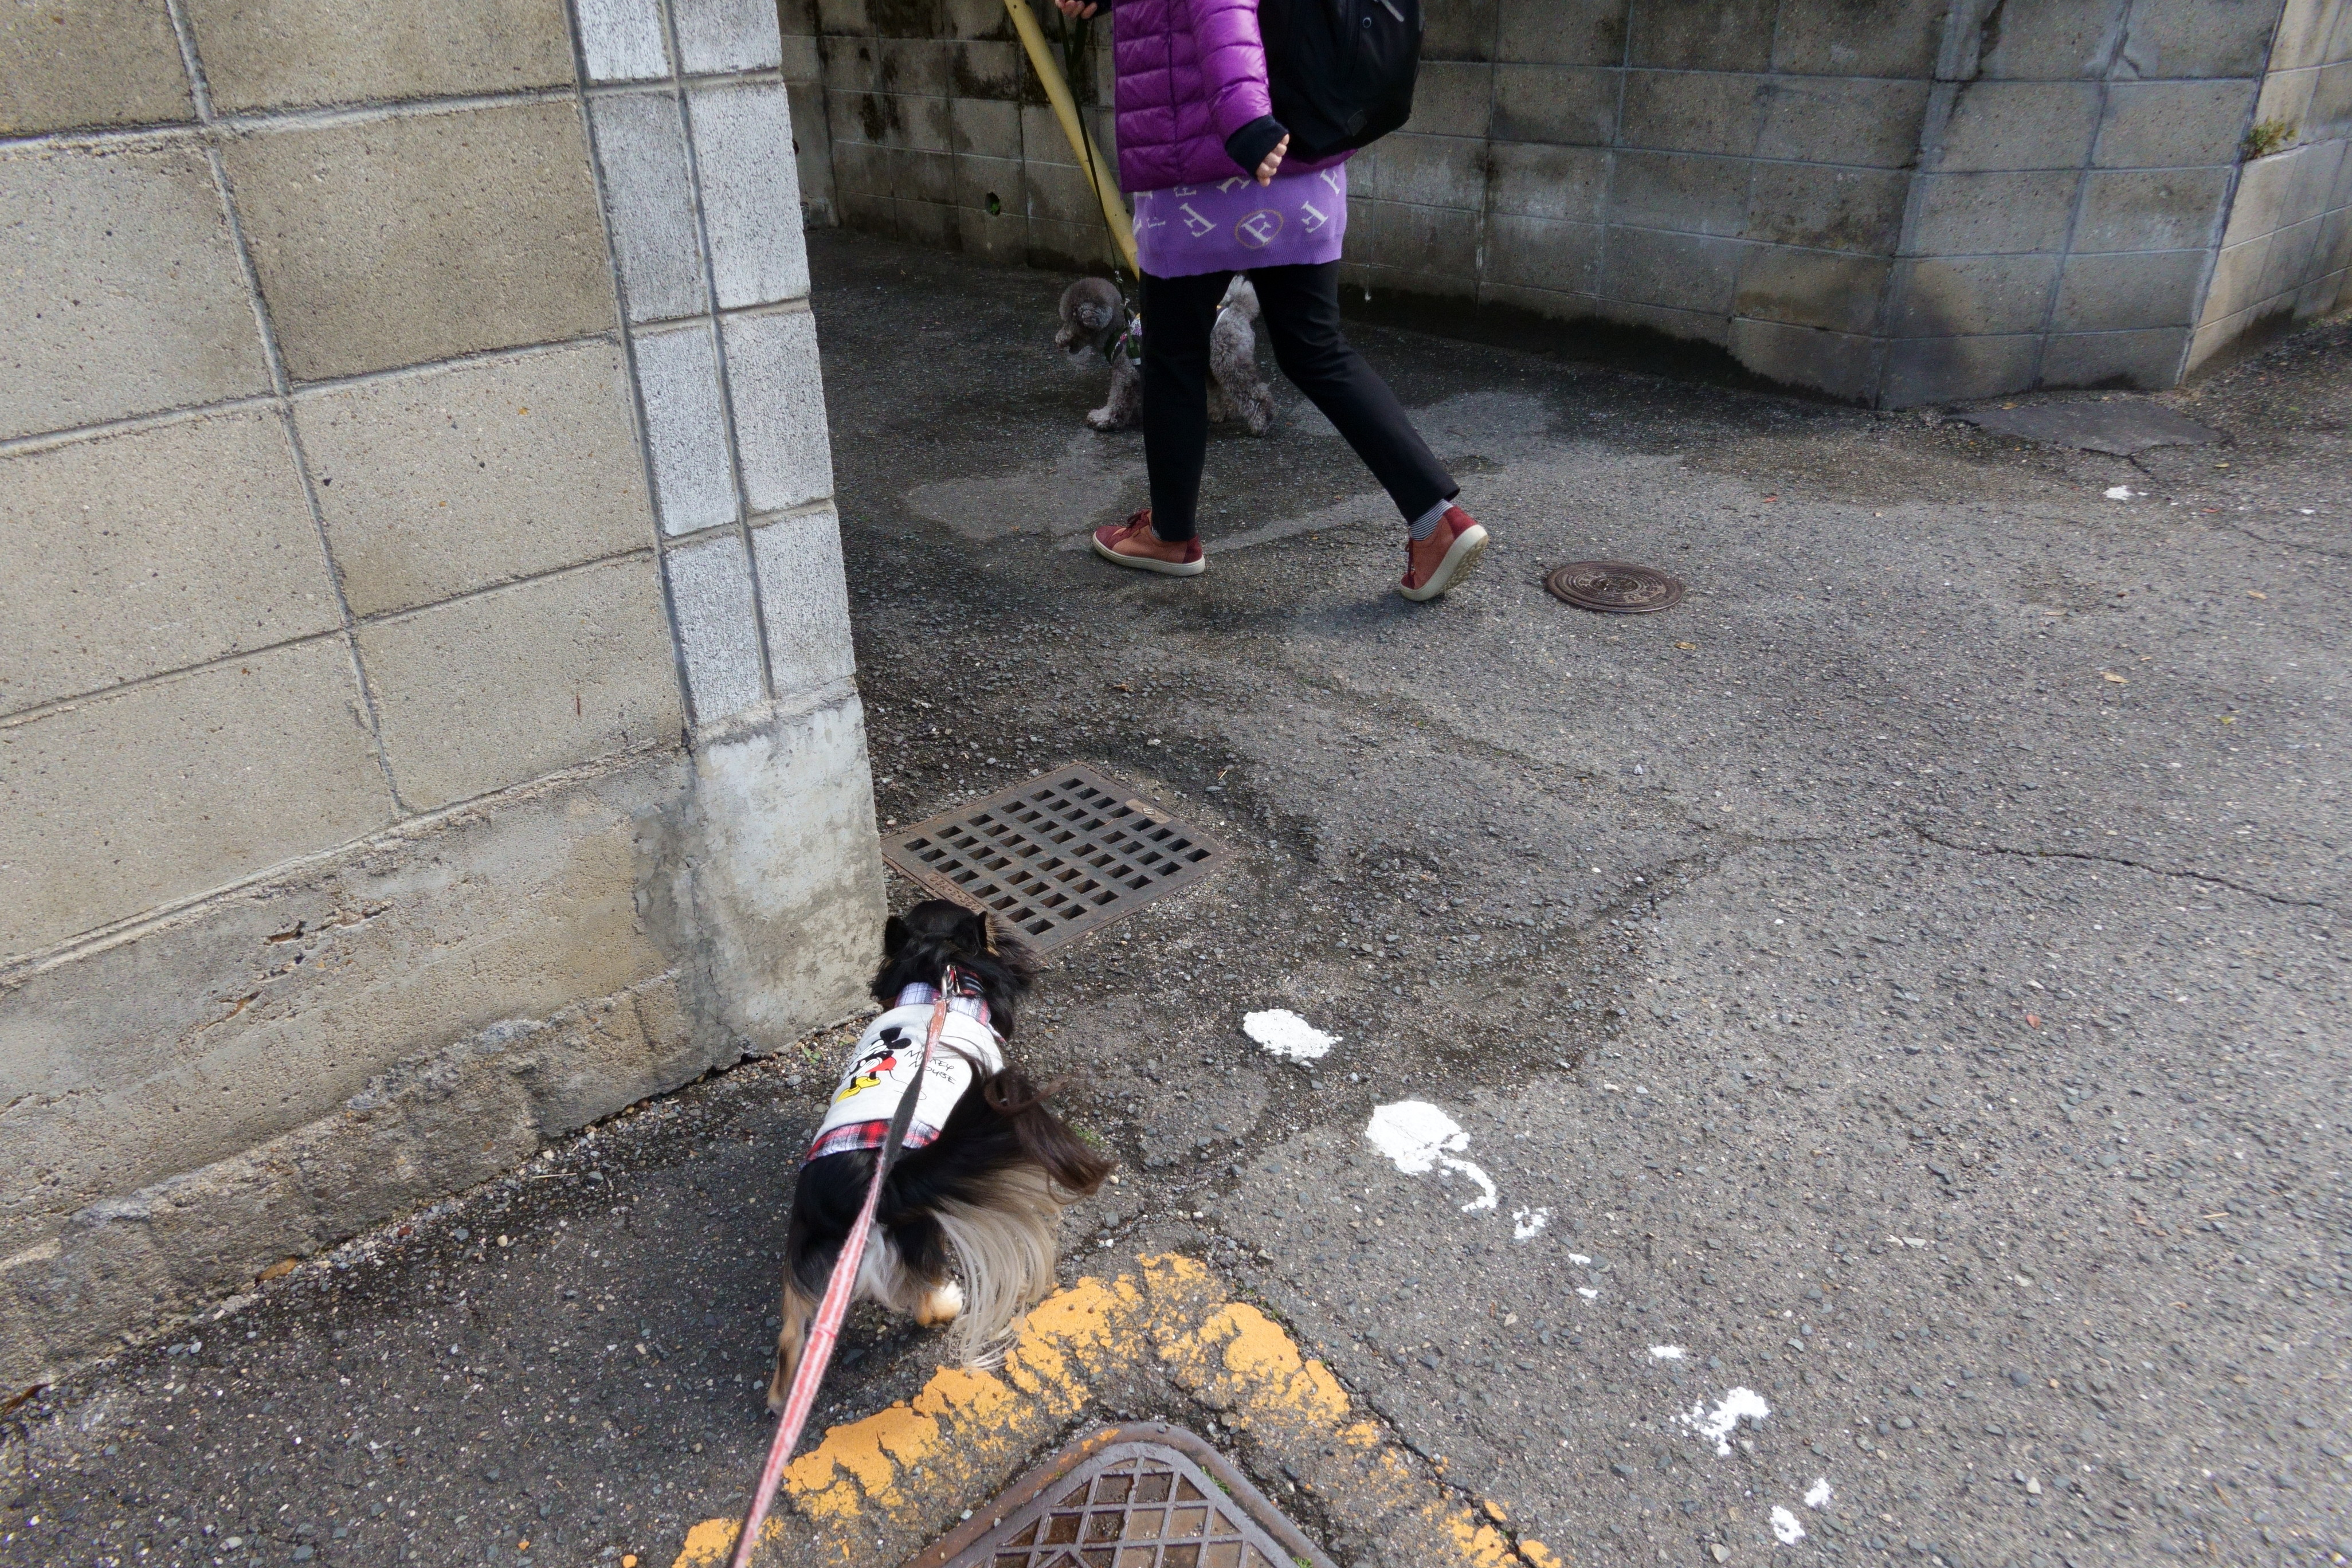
[1056,275,1275,435]
[767,900,1111,1408]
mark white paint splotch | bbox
[1512,1206,1550,1240]
[1363,1101,1498,1213]
[1770,1506,1806,1545]
[1676,1386,1771,1455]
[1805,1477,1833,1509]
[1243,1009,1339,1061]
[1648,1345,1685,1361]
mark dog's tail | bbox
[930,1165,1061,1366]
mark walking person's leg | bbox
[1092,268,1231,575]
[1248,262,1488,600]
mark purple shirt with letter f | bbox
[1132,162,1349,277]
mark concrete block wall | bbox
[781,0,1127,269]
[2188,0,2352,369]
[791,0,2348,403]
[0,0,882,1383]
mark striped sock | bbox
[1408,496,1456,540]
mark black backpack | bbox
[1260,0,1423,163]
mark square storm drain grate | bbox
[880,766,1230,952]
[903,1424,1332,1568]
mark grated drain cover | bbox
[880,766,1231,953]
[903,1424,1332,1568]
[1544,560,1685,614]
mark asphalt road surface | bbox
[4,232,2346,1568]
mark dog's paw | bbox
[915,1279,966,1326]
[1085,406,1117,431]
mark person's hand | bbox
[1055,0,1096,15]
[1256,134,1288,186]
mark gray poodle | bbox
[1056,275,1274,436]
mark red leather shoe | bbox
[1398,505,1488,601]
[1091,509,1206,576]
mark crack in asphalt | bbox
[1911,827,2339,915]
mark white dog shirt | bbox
[803,999,1003,1163]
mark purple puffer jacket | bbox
[1110,0,1344,193]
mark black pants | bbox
[1139,262,1453,543]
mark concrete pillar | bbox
[0,0,881,1386]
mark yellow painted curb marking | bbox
[673,1255,1556,1567]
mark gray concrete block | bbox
[1023,156,1103,225]
[1971,0,2126,80]
[2184,307,2246,371]
[1621,69,1770,156]
[876,36,952,96]
[1492,64,1620,146]
[1480,280,1600,317]
[789,82,837,222]
[1611,149,1753,237]
[2273,0,2339,70]
[1929,80,2102,172]
[1889,253,2061,336]
[664,530,766,722]
[2095,79,2260,170]
[298,340,651,616]
[1878,332,2040,406]
[2255,64,2320,131]
[1745,163,1907,253]
[224,103,614,382]
[940,0,1009,41]
[2118,0,2283,79]
[1731,245,1890,334]
[2287,134,2347,215]
[1771,0,1944,77]
[781,30,822,80]
[675,0,783,73]
[1601,225,1745,313]
[2256,213,2326,298]
[632,319,738,536]
[1906,170,2079,256]
[0,636,395,958]
[1486,142,1608,221]
[893,142,957,202]
[358,554,682,810]
[2294,264,2345,319]
[1487,214,1602,292]
[2223,145,2306,244]
[0,0,192,134]
[2200,233,2272,320]
[185,0,573,112]
[724,308,834,513]
[1364,199,1481,280]
[951,40,1023,100]
[0,410,336,716]
[1495,0,1626,66]
[2051,248,2209,332]
[587,90,708,325]
[577,0,669,81]
[2075,166,2232,251]
[957,200,1029,263]
[953,151,1025,217]
[690,83,812,308]
[1756,77,1931,170]
[1422,0,1499,61]
[1727,317,1883,401]
[1591,294,1728,344]
[949,95,1021,158]
[1375,132,1485,210]
[751,508,855,696]
[2312,62,2352,140]
[1627,0,1771,70]
[2039,327,2190,389]
[1405,61,1495,140]
[1,143,271,441]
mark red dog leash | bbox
[727,978,955,1568]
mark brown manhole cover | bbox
[880,765,1232,954]
[903,1423,1333,1568]
[1544,560,1684,614]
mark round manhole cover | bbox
[1545,560,1685,614]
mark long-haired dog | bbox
[767,900,1112,1408]
[1056,275,1275,435]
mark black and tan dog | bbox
[767,900,1111,1408]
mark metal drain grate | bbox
[880,766,1230,952]
[904,1424,1332,1568]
